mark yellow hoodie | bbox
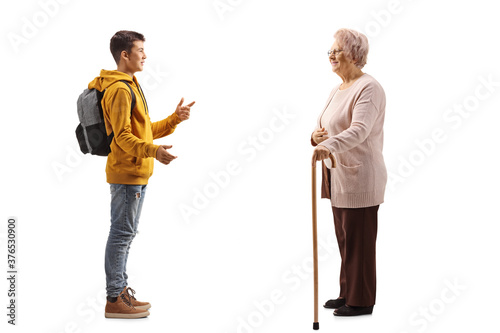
[88,69,181,185]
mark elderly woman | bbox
[311,28,387,317]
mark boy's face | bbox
[123,40,146,73]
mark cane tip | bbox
[313,322,319,330]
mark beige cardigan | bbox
[313,74,387,208]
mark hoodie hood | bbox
[88,69,136,91]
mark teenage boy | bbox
[87,30,195,318]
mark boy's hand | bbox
[156,145,177,165]
[175,97,196,121]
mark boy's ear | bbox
[120,50,129,62]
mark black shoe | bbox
[334,305,373,316]
[323,298,346,309]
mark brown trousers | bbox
[332,205,379,307]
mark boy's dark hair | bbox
[110,30,146,65]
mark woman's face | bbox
[329,40,354,74]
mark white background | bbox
[1,0,499,332]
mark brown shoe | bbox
[105,288,150,319]
[126,287,151,310]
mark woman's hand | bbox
[312,127,329,144]
[311,145,331,166]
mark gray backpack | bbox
[75,80,136,156]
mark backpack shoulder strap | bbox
[136,82,149,115]
[119,80,136,117]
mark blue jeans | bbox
[105,184,147,297]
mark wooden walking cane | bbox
[312,153,336,330]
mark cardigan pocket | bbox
[338,161,362,168]
[335,163,363,193]
[336,151,362,168]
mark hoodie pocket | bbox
[133,156,143,170]
[134,156,152,177]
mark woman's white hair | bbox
[334,28,369,69]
